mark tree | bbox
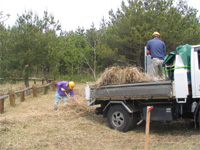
[107,0,147,67]
[33,11,61,81]
[106,0,200,67]
[0,11,9,24]
[97,17,120,71]
[0,22,10,79]
[53,32,83,79]
[7,10,61,86]
[85,23,99,80]
[0,12,11,79]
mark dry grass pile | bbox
[96,66,152,86]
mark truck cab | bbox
[163,45,200,99]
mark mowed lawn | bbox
[0,83,200,150]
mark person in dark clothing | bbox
[147,32,166,81]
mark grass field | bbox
[0,83,200,150]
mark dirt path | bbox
[0,84,200,150]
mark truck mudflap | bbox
[90,80,173,100]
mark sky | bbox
[0,0,200,31]
[0,0,123,31]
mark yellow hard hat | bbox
[152,32,160,37]
[68,81,75,89]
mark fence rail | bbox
[0,77,54,85]
[0,80,57,114]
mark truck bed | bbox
[90,80,173,100]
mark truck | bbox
[85,44,200,132]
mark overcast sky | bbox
[0,0,200,31]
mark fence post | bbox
[9,90,15,107]
[34,79,36,84]
[52,81,57,91]
[0,93,4,113]
[44,86,48,95]
[13,79,17,84]
[42,78,45,85]
[33,85,37,97]
[20,87,25,102]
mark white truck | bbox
[85,44,200,132]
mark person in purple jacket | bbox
[54,81,75,111]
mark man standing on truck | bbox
[54,81,75,111]
[147,31,166,81]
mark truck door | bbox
[191,46,200,98]
[174,54,189,99]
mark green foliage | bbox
[0,10,61,80]
[0,23,12,78]
[54,30,91,77]
[106,0,200,67]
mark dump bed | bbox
[90,80,173,100]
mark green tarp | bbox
[163,44,191,73]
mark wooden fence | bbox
[0,80,57,114]
[0,77,54,84]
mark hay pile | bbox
[96,66,152,86]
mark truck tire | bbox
[107,105,133,132]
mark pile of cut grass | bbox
[96,66,152,86]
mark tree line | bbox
[0,0,200,83]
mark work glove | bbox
[61,88,65,92]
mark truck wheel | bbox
[107,105,133,132]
